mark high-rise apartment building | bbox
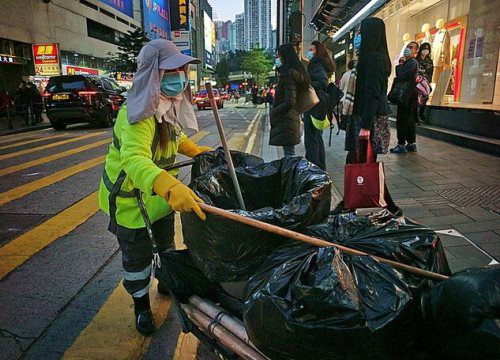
[244,0,272,50]
[234,13,245,51]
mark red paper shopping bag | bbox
[344,141,387,209]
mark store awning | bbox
[309,0,387,41]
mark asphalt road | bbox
[0,104,265,360]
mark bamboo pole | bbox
[183,304,267,360]
[198,203,449,282]
[205,82,246,210]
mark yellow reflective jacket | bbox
[98,104,187,229]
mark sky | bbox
[208,0,277,29]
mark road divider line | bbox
[0,139,110,176]
[0,133,69,150]
[245,112,263,154]
[174,332,200,360]
[227,110,262,151]
[0,192,99,280]
[188,130,210,144]
[0,128,50,144]
[0,132,105,161]
[63,280,171,360]
[0,155,106,206]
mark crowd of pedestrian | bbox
[0,80,44,129]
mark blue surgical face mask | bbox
[160,71,187,97]
[353,34,361,50]
[306,50,314,60]
[404,47,412,57]
[275,57,282,67]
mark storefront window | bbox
[374,0,500,110]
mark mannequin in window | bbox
[421,23,432,44]
[431,19,450,84]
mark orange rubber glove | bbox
[153,171,206,220]
[178,139,213,158]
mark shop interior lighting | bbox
[332,0,385,41]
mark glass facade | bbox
[374,0,500,110]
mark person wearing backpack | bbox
[303,40,335,170]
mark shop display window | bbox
[375,0,500,110]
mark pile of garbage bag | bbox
[182,153,332,282]
[242,211,452,359]
[190,147,263,179]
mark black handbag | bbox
[388,78,414,105]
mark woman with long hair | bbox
[270,44,310,156]
[98,39,211,336]
[416,42,433,123]
[302,40,335,170]
[341,17,400,215]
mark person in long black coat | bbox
[390,41,419,153]
[270,44,310,156]
[303,40,335,170]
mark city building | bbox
[0,0,143,92]
[229,22,237,52]
[244,0,272,50]
[234,13,245,51]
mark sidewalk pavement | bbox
[0,113,51,136]
[260,113,500,274]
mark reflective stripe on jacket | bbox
[98,104,187,229]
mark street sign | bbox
[62,65,99,75]
[172,30,191,56]
[33,43,61,76]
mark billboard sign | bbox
[203,11,212,69]
[143,0,171,40]
[169,0,190,31]
[62,65,99,75]
[32,43,61,76]
[99,0,133,18]
[172,30,191,56]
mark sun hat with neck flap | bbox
[127,39,201,125]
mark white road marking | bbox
[436,229,499,265]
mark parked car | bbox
[194,89,224,110]
[43,75,126,130]
[220,90,230,100]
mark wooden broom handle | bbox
[198,203,449,282]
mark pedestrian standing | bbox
[390,41,419,153]
[339,60,355,102]
[98,40,212,336]
[338,17,401,216]
[265,85,274,108]
[0,90,14,129]
[27,82,43,124]
[14,81,30,126]
[270,44,310,157]
[416,42,433,123]
[303,40,335,170]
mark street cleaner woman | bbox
[98,39,211,336]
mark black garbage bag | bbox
[306,210,452,277]
[191,147,264,180]
[243,244,420,360]
[421,266,500,360]
[182,156,332,282]
[155,250,218,303]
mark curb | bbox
[0,123,52,136]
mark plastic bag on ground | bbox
[242,211,453,359]
[155,250,217,303]
[191,147,263,180]
[306,210,452,277]
[182,155,332,282]
[421,266,500,359]
[243,244,420,360]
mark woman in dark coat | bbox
[416,42,433,123]
[270,44,310,156]
[390,41,419,153]
[303,40,335,170]
[338,17,401,215]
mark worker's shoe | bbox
[133,294,156,336]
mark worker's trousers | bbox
[109,214,175,298]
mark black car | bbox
[43,75,126,130]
